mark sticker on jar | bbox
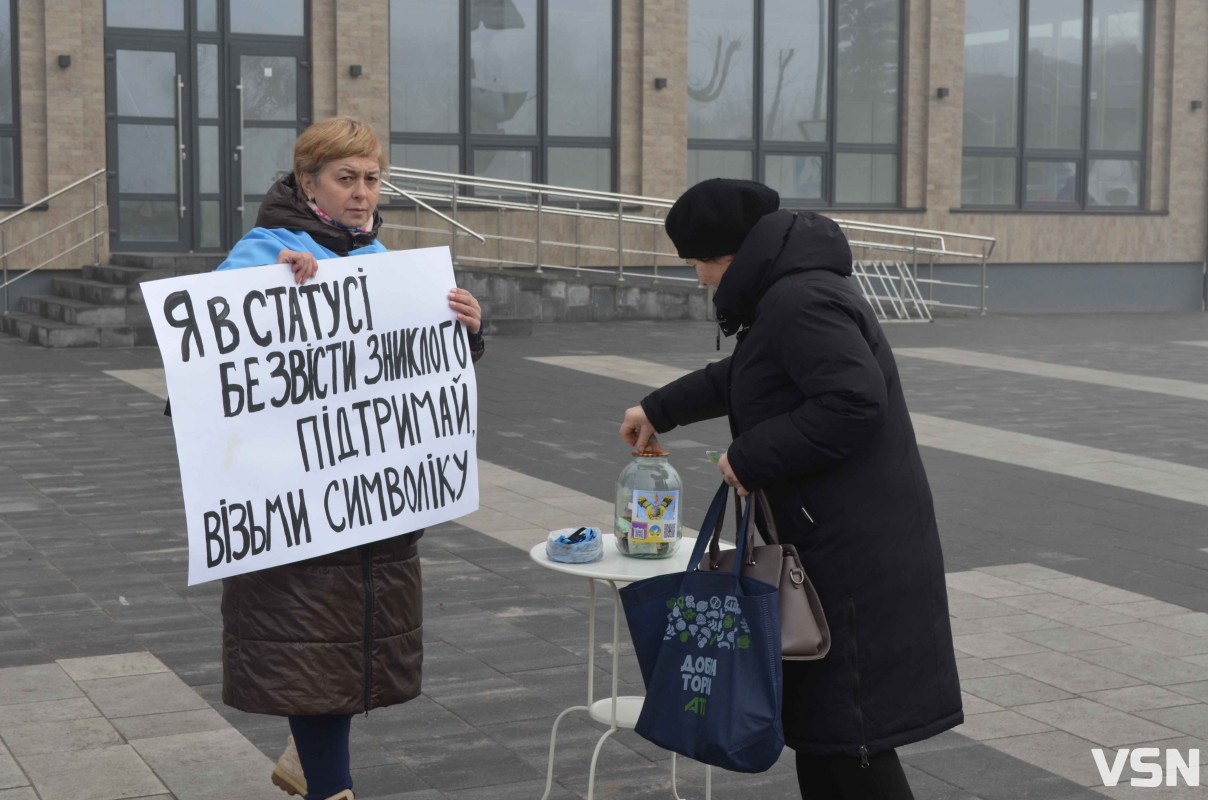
[630,490,679,542]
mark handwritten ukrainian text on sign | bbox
[141,247,479,585]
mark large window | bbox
[0,0,18,203]
[962,0,1148,209]
[389,0,615,192]
[687,0,902,207]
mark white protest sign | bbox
[141,246,479,585]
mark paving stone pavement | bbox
[1,313,1208,798]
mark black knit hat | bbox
[664,178,780,260]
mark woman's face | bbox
[299,156,382,229]
[686,254,734,287]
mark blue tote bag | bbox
[620,484,784,773]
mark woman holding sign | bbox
[215,116,485,800]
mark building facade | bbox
[4,0,1205,312]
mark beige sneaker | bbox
[324,792,354,800]
[271,735,307,796]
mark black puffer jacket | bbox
[641,210,962,757]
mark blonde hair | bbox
[292,116,388,181]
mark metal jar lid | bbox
[632,439,669,458]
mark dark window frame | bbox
[686,0,905,209]
[387,0,619,195]
[961,0,1152,211]
[0,0,21,205]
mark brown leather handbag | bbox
[699,489,830,661]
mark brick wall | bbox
[311,0,338,121]
[9,0,1207,277]
[638,0,687,200]
[617,0,643,196]
[8,0,108,275]
[333,0,390,142]
[18,0,46,202]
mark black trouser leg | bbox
[795,749,915,800]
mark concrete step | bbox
[109,252,224,274]
[52,276,135,305]
[20,294,128,325]
[82,262,153,286]
[1,311,99,347]
[0,311,155,348]
[97,322,156,347]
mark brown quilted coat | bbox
[222,532,425,716]
[220,329,482,716]
[218,178,485,717]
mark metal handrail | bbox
[383,166,996,312]
[834,217,997,259]
[380,178,484,243]
[1,169,106,313]
[384,166,679,282]
[3,206,104,260]
[0,168,104,226]
[387,166,676,208]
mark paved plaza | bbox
[2,312,1208,799]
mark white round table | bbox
[530,536,718,800]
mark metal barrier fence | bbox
[383,167,996,315]
[0,167,995,317]
[836,218,996,315]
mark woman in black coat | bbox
[620,179,962,799]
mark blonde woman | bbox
[215,117,484,800]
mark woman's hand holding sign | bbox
[278,249,319,284]
[448,288,482,335]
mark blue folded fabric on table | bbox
[546,526,604,563]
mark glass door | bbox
[229,41,310,236]
[106,39,191,251]
[105,0,310,251]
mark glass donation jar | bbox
[614,440,683,559]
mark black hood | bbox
[255,173,383,257]
[713,209,852,335]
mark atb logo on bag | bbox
[681,655,716,715]
[662,594,755,718]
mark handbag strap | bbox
[707,488,758,569]
[752,490,782,545]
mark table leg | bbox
[671,755,714,800]
[587,726,619,800]
[539,704,588,800]
[580,580,626,798]
[607,580,621,725]
[587,579,596,704]
[538,578,599,800]
[544,576,712,800]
